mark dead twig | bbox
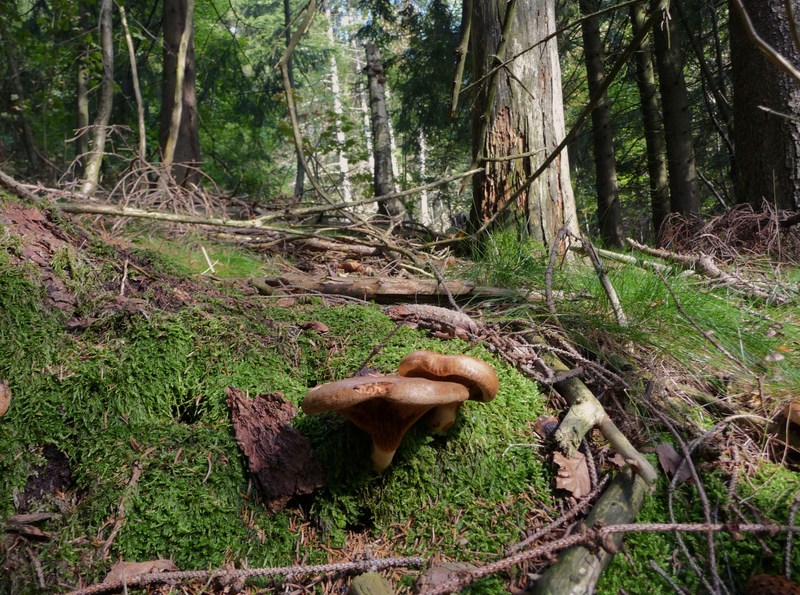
[68,556,426,595]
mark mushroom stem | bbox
[371,445,397,472]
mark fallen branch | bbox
[627,238,791,304]
[534,468,649,594]
[258,271,548,305]
[543,350,658,485]
[67,556,426,595]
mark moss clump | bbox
[1,234,555,591]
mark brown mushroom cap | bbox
[398,351,499,433]
[302,375,469,471]
[398,351,500,402]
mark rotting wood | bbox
[543,349,658,485]
[258,271,549,305]
[533,468,649,595]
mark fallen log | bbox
[256,271,548,305]
[534,468,649,595]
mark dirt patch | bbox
[16,445,72,513]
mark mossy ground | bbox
[1,205,799,593]
[0,214,552,592]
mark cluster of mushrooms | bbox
[302,350,500,471]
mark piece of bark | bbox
[103,559,178,583]
[260,271,547,305]
[534,468,649,594]
[226,387,325,512]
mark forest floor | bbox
[1,189,799,595]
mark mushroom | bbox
[397,350,500,432]
[302,375,470,471]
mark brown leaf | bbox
[656,443,691,483]
[276,297,296,307]
[227,387,325,512]
[299,321,329,333]
[553,452,591,498]
[103,560,179,584]
[0,379,10,417]
[533,415,559,438]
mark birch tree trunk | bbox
[326,8,352,203]
[75,2,91,172]
[630,1,669,238]
[285,0,305,202]
[470,0,578,247]
[365,42,407,219]
[652,1,700,217]
[81,0,114,198]
[580,0,623,248]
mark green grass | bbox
[133,233,267,278]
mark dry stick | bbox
[431,522,800,595]
[649,560,689,595]
[787,490,800,579]
[729,0,800,84]
[0,167,39,202]
[449,0,472,117]
[579,235,628,327]
[627,238,787,304]
[648,403,723,595]
[117,4,146,161]
[535,469,650,595]
[543,350,658,484]
[97,464,142,559]
[455,0,670,242]
[427,259,464,313]
[506,474,611,555]
[68,556,426,595]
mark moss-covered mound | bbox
[0,199,551,592]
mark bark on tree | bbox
[159,0,201,186]
[80,0,114,197]
[652,1,700,217]
[285,0,305,202]
[630,1,670,237]
[580,0,623,248]
[730,0,800,210]
[365,42,407,219]
[469,0,579,248]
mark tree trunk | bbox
[81,0,114,198]
[469,0,578,248]
[580,0,623,248]
[5,43,41,172]
[325,8,352,203]
[652,1,700,217]
[365,42,407,219]
[285,0,305,202]
[630,1,670,238]
[730,0,800,210]
[159,0,201,186]
[75,2,91,173]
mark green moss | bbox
[1,240,555,590]
[597,465,800,594]
[133,234,266,278]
